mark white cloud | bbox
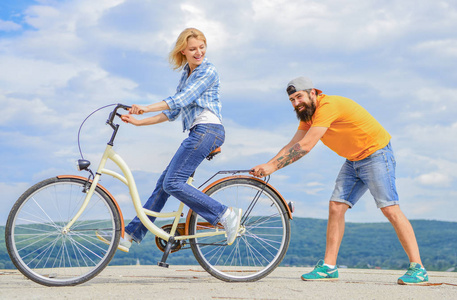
[413,39,457,58]
[248,0,418,51]
[0,56,78,93]
[0,182,31,224]
[1,0,457,225]
[396,121,457,162]
[416,172,452,187]
[24,0,125,31]
[397,177,457,222]
[0,19,21,31]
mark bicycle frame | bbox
[63,142,226,242]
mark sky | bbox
[1,0,456,226]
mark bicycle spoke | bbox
[190,177,290,282]
[6,177,120,286]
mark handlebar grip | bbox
[118,104,131,111]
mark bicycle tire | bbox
[189,177,291,282]
[5,176,121,286]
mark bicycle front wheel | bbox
[189,177,291,282]
[5,176,121,286]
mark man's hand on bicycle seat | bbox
[250,163,276,178]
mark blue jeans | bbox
[330,142,399,209]
[125,124,227,243]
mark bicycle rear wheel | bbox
[5,176,121,286]
[189,177,291,282]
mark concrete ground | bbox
[1,265,456,299]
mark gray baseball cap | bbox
[286,76,323,96]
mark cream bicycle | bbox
[5,104,293,287]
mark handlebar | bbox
[105,104,131,146]
[77,103,145,159]
[106,103,145,128]
[106,104,131,128]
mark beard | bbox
[294,102,316,122]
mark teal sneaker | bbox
[397,263,429,285]
[301,260,339,281]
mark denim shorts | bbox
[330,142,399,208]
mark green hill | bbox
[287,218,457,271]
[1,218,456,271]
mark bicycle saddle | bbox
[206,147,221,160]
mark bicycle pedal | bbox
[157,262,169,268]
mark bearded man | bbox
[250,76,428,285]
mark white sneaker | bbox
[95,230,132,253]
[221,207,242,245]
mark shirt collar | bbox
[183,57,208,74]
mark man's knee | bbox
[381,204,403,221]
[329,201,349,217]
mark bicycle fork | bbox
[61,173,103,235]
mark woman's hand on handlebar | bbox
[119,104,144,125]
[121,114,140,125]
[128,104,145,115]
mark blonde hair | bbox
[169,28,207,70]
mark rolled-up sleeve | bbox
[162,107,180,121]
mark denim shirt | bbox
[163,58,222,132]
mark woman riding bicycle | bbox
[97,28,241,252]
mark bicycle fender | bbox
[184,175,293,235]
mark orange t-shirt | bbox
[298,94,391,161]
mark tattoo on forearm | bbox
[276,143,308,169]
